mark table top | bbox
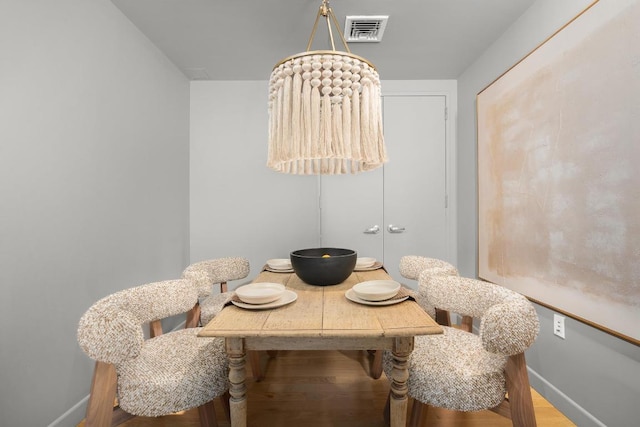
[198,267,442,340]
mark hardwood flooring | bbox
[79,350,575,427]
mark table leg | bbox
[390,337,413,427]
[226,337,247,427]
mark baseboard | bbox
[172,320,187,331]
[47,395,88,427]
[527,366,606,427]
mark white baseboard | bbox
[48,395,88,427]
[527,366,606,427]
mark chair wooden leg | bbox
[383,393,391,426]
[505,353,537,427]
[409,399,427,427]
[220,391,231,421]
[85,361,118,427]
[149,320,163,338]
[249,351,263,381]
[186,303,201,328]
[111,407,135,426]
[461,315,473,332]
[197,400,218,427]
[248,351,277,381]
[490,399,512,419]
[370,349,383,379]
[435,308,451,326]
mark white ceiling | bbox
[111,0,536,81]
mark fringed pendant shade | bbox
[267,0,387,175]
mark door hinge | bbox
[445,194,448,208]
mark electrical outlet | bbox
[553,314,565,339]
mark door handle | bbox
[363,225,380,234]
[387,224,406,233]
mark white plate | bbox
[345,289,409,306]
[355,257,376,269]
[353,261,383,272]
[232,290,298,310]
[267,258,292,270]
[264,266,294,273]
[352,280,401,301]
[235,282,285,304]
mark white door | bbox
[320,95,449,284]
[382,95,448,281]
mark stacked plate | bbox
[233,283,297,310]
[354,257,382,271]
[266,258,293,272]
[345,280,408,306]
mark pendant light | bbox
[267,0,387,175]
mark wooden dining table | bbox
[198,265,442,427]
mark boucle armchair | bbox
[370,256,462,379]
[383,275,540,427]
[77,279,229,427]
[399,255,463,327]
[181,257,250,327]
[180,257,273,381]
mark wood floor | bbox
[80,350,575,427]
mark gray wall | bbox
[456,0,640,425]
[0,1,190,426]
[189,81,320,282]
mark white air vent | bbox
[344,15,389,43]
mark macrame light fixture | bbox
[267,0,387,175]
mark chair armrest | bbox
[480,295,539,356]
[78,302,143,364]
[400,256,458,280]
[182,257,250,298]
[200,291,235,325]
[423,276,511,318]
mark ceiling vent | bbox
[344,15,389,43]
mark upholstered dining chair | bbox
[179,257,274,381]
[398,255,463,327]
[369,256,463,379]
[77,279,230,427]
[181,257,251,327]
[382,275,540,427]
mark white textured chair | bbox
[399,255,462,326]
[179,257,274,381]
[77,279,229,427]
[370,256,463,380]
[382,275,540,426]
[181,257,250,327]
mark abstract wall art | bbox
[477,0,639,343]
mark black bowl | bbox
[290,248,357,286]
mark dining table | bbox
[198,264,443,427]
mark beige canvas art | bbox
[477,0,640,343]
